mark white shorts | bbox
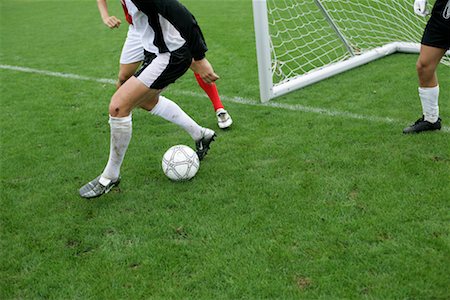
[119,25,145,64]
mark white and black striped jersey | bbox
[126,0,208,60]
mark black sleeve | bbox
[131,0,208,60]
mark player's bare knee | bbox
[108,101,130,117]
[416,60,433,79]
[108,104,120,117]
[416,60,426,73]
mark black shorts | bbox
[134,45,192,90]
[421,0,450,50]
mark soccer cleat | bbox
[195,128,216,160]
[403,116,441,134]
[79,176,121,199]
[216,108,233,129]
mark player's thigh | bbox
[109,77,159,117]
[119,62,142,81]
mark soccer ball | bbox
[162,145,200,181]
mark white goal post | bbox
[253,0,450,102]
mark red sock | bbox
[194,73,224,111]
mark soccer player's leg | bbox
[80,76,158,199]
[403,46,446,134]
[403,4,449,134]
[192,70,233,129]
[403,47,443,134]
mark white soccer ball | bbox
[162,145,200,181]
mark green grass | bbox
[1,0,449,299]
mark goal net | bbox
[253,0,450,102]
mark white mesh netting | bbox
[267,0,450,87]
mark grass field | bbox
[1,0,449,299]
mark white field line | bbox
[1,64,449,133]
[0,65,116,85]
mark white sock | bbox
[419,86,439,123]
[101,114,132,182]
[150,95,203,140]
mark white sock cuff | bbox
[109,114,132,128]
[418,85,439,94]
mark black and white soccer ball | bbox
[162,145,200,181]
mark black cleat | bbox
[79,176,121,199]
[403,116,441,134]
[195,128,216,160]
